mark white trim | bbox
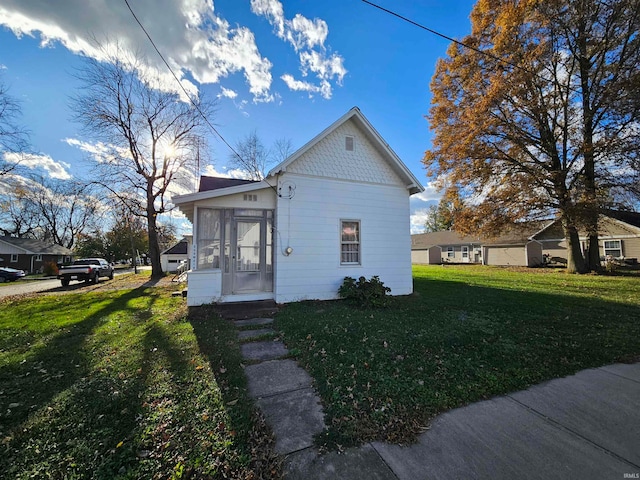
[11,254,18,262]
[267,107,424,195]
[340,219,361,266]
[173,181,273,205]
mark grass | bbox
[275,264,640,447]
[0,276,280,479]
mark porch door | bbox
[229,213,273,294]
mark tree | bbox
[0,175,98,247]
[228,130,271,180]
[74,229,108,258]
[71,45,214,278]
[0,78,30,176]
[423,191,463,232]
[425,0,640,273]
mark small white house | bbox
[160,237,190,272]
[173,107,424,306]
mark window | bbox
[447,247,454,258]
[604,240,622,257]
[462,246,469,259]
[11,254,18,263]
[243,194,258,202]
[340,220,360,265]
[35,254,42,262]
[345,135,354,151]
[197,208,221,269]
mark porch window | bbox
[604,240,622,257]
[340,220,360,265]
[197,208,221,269]
[11,254,18,263]
[447,247,454,258]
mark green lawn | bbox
[0,279,279,479]
[276,265,640,447]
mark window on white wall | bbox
[345,135,354,151]
[197,208,221,269]
[604,240,622,257]
[340,220,360,265]
[447,246,454,258]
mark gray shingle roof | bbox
[0,236,73,255]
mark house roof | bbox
[411,221,548,249]
[0,236,74,255]
[601,209,640,229]
[161,239,188,255]
[199,176,258,192]
[267,107,424,195]
[411,231,483,249]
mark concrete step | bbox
[215,300,278,320]
[238,328,275,341]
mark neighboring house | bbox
[411,211,640,267]
[533,211,640,263]
[160,237,191,272]
[0,236,74,273]
[173,107,424,306]
[411,231,483,264]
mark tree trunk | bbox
[147,208,163,279]
[563,222,587,274]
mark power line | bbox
[122,0,246,165]
[361,0,542,80]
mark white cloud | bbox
[411,181,442,204]
[63,138,120,163]
[410,208,432,235]
[218,87,238,99]
[3,152,71,180]
[0,0,274,102]
[250,0,346,99]
[202,165,252,179]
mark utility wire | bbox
[123,0,246,164]
[361,0,544,80]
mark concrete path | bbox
[237,317,640,479]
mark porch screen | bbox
[197,208,221,269]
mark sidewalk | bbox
[236,316,640,479]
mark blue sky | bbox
[0,0,476,233]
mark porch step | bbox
[215,300,278,320]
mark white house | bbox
[173,107,424,306]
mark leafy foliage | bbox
[338,276,391,308]
[279,265,640,447]
[425,0,640,273]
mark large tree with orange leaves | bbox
[425,0,640,273]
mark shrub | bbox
[42,261,59,276]
[338,275,391,308]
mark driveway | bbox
[0,269,139,298]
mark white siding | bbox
[274,174,412,303]
[186,270,222,306]
[196,188,276,209]
[285,119,405,187]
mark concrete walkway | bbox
[237,317,640,479]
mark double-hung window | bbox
[604,240,622,257]
[447,246,455,259]
[340,220,360,265]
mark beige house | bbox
[411,231,483,264]
[411,211,640,267]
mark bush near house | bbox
[0,278,280,479]
[277,265,640,447]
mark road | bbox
[0,269,141,298]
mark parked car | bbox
[57,258,114,287]
[0,267,26,282]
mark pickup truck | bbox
[58,258,114,287]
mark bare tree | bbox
[0,79,30,176]
[70,45,214,278]
[0,176,40,237]
[228,133,294,180]
[228,130,271,180]
[272,137,294,164]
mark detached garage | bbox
[483,241,543,267]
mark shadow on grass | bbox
[188,305,281,477]
[276,274,640,446]
[0,286,159,435]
